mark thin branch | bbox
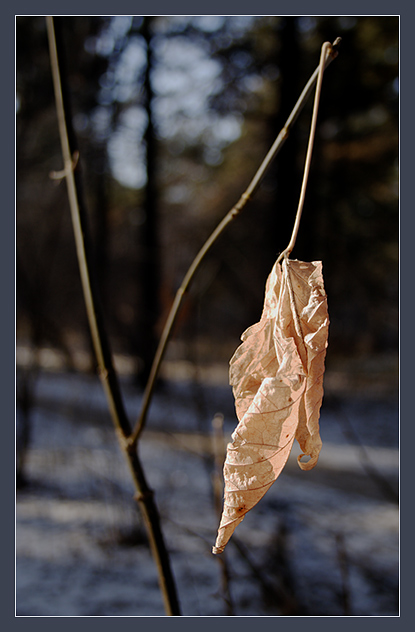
[46,16,181,616]
[128,37,341,447]
[277,40,334,263]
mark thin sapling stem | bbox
[46,16,181,616]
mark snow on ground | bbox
[16,367,399,617]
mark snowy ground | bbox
[16,364,399,617]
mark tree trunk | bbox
[135,16,160,386]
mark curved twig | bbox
[277,41,334,263]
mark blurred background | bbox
[16,16,399,617]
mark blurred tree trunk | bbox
[135,16,160,386]
[92,146,110,310]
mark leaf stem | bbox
[128,38,340,447]
[46,16,181,616]
[277,40,334,263]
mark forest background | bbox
[16,15,399,617]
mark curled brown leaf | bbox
[212,258,329,554]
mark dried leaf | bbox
[212,258,329,554]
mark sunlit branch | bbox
[277,40,333,263]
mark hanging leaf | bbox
[212,258,329,554]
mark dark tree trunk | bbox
[93,146,110,310]
[135,16,160,386]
